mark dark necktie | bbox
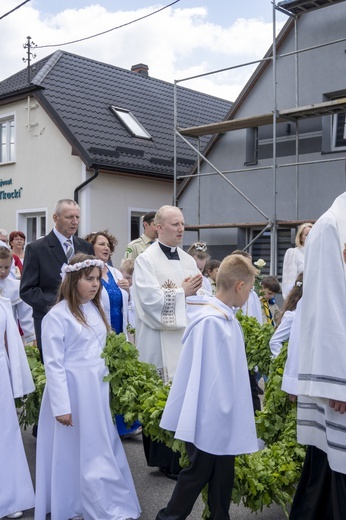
[64,238,74,262]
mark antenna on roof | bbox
[22,36,37,85]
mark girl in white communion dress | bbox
[34,254,141,520]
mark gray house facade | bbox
[177,0,346,275]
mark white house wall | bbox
[0,96,83,233]
[0,97,173,258]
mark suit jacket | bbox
[20,230,94,319]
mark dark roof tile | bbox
[0,51,232,177]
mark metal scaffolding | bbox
[173,0,346,274]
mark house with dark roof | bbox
[0,51,231,263]
[176,0,346,274]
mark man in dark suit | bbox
[20,198,94,358]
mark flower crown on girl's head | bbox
[60,259,104,279]
[295,280,303,287]
[193,242,207,252]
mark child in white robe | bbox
[0,296,35,519]
[0,246,36,344]
[205,258,220,295]
[187,242,212,295]
[155,254,259,520]
[34,253,141,520]
[269,272,303,359]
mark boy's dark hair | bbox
[261,275,281,293]
[206,258,221,271]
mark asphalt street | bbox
[12,426,289,520]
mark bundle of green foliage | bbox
[17,316,304,517]
[233,344,305,517]
[15,345,46,428]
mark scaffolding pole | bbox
[172,0,346,274]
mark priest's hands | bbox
[182,274,203,296]
[329,399,346,414]
[56,413,73,426]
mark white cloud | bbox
[1,2,284,100]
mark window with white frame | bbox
[0,116,15,164]
[17,209,47,243]
[110,106,152,139]
[331,112,346,151]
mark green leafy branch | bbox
[15,345,46,429]
[17,323,304,517]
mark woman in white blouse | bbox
[281,222,312,300]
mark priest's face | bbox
[157,208,185,247]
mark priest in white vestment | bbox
[133,205,203,382]
[133,205,203,478]
[290,192,346,520]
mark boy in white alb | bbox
[155,255,259,520]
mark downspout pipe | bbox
[74,167,99,236]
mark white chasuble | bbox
[297,191,346,473]
[133,242,200,382]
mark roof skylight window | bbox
[110,106,151,139]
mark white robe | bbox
[281,301,302,395]
[281,246,305,300]
[0,277,36,343]
[297,191,346,474]
[34,300,140,520]
[127,287,136,329]
[0,296,35,518]
[269,309,295,359]
[133,241,200,382]
[160,297,258,456]
[202,275,212,295]
[241,288,263,324]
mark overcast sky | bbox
[1,0,287,100]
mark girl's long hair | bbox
[56,253,110,331]
[276,272,303,326]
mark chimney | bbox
[131,63,149,76]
